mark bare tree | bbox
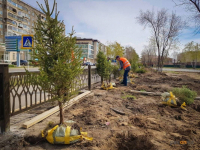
[142,38,157,67]
[141,50,148,66]
[137,9,185,72]
[173,0,200,33]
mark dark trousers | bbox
[123,69,130,86]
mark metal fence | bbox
[9,66,101,116]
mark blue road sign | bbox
[22,35,33,49]
[5,36,21,52]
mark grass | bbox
[136,68,146,73]
[140,90,146,92]
[172,86,197,105]
[9,64,15,67]
[122,94,136,100]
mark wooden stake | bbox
[22,91,91,129]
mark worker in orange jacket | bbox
[116,56,131,86]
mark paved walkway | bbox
[155,68,200,73]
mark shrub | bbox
[135,68,146,73]
[112,65,124,79]
[131,63,138,72]
[172,86,197,105]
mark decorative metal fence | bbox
[9,66,101,116]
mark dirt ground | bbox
[1,69,200,150]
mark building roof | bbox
[76,38,100,43]
[19,0,45,15]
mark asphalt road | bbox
[9,66,96,72]
[160,68,200,73]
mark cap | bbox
[116,56,120,59]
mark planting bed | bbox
[1,70,200,150]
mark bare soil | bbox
[1,69,200,150]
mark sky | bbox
[22,0,200,57]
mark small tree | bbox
[96,51,112,84]
[29,0,83,124]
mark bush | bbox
[112,65,124,79]
[131,63,138,72]
[172,86,197,105]
[135,68,146,73]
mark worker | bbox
[107,57,111,63]
[116,56,131,86]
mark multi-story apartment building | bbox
[0,0,48,63]
[76,37,107,63]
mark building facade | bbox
[0,0,47,63]
[76,38,107,63]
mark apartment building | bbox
[0,0,48,63]
[76,37,107,63]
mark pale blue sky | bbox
[23,0,200,56]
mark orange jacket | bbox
[120,57,131,70]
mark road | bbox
[160,68,200,73]
[9,66,96,73]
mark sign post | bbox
[21,35,34,70]
[5,36,21,67]
[5,35,33,67]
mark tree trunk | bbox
[101,76,103,84]
[58,101,64,125]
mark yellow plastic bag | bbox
[181,102,187,110]
[101,82,115,90]
[161,92,177,107]
[46,125,93,144]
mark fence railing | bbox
[8,66,101,116]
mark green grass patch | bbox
[9,64,15,67]
[172,86,197,105]
[140,90,146,92]
[135,68,146,73]
[122,94,136,100]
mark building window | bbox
[23,18,28,23]
[0,11,2,15]
[0,17,2,21]
[25,14,30,19]
[0,31,3,35]
[17,4,23,9]
[23,30,27,34]
[0,24,3,28]
[18,11,21,16]
[18,23,23,28]
[8,25,12,30]
[12,26,17,31]
[28,11,31,14]
[32,23,34,26]
[22,6,28,12]
[32,12,34,16]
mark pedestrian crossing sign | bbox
[21,35,34,49]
